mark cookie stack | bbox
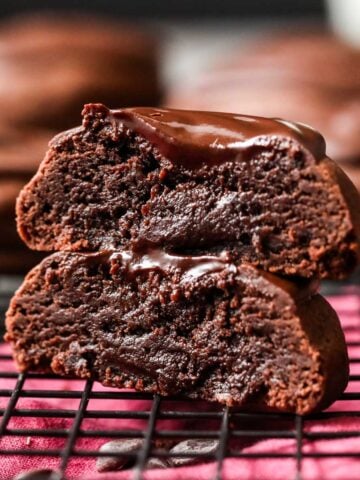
[0,14,161,273]
[5,105,360,414]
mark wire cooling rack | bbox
[0,278,359,480]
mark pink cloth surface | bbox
[0,292,359,480]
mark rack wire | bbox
[0,279,359,480]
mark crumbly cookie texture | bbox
[5,250,349,415]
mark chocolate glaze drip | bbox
[110,249,235,281]
[83,249,318,300]
[100,106,326,168]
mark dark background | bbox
[0,0,325,19]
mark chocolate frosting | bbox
[102,106,326,168]
[110,249,237,281]
[84,249,318,301]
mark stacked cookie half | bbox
[5,104,360,415]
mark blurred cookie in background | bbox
[0,13,162,130]
[166,30,360,191]
[0,13,162,274]
[0,127,51,177]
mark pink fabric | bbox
[0,292,359,480]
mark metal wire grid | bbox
[0,283,358,480]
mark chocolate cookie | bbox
[0,14,161,130]
[5,250,348,415]
[17,105,360,279]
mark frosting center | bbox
[107,106,326,168]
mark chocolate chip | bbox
[168,439,219,467]
[145,456,169,469]
[14,470,61,480]
[96,439,143,472]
